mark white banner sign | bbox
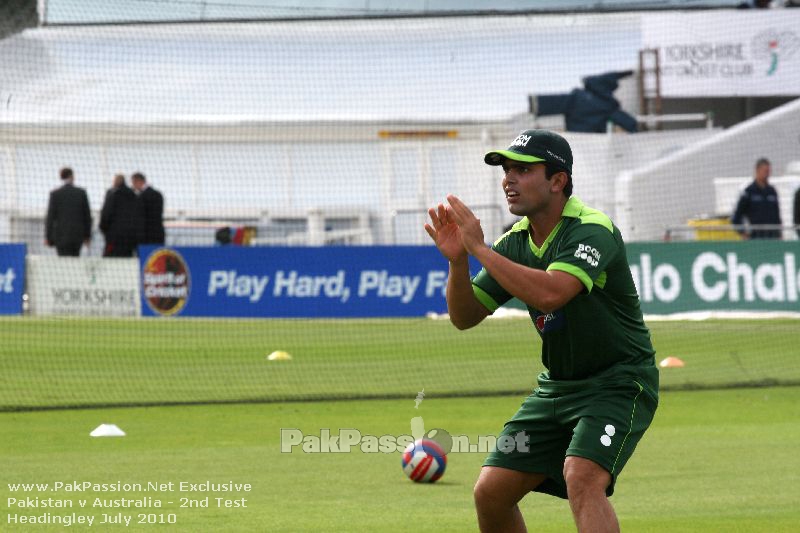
[642,11,800,97]
[27,256,141,317]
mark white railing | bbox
[633,112,714,131]
[663,224,800,242]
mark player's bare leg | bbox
[474,466,546,533]
[563,456,619,533]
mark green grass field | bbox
[2,388,799,532]
[1,317,799,410]
[2,316,800,531]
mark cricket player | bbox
[424,129,658,533]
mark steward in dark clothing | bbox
[732,182,781,239]
[100,183,143,256]
[794,187,800,239]
[732,159,782,240]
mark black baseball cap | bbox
[484,129,573,175]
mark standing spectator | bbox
[131,172,165,245]
[794,186,800,239]
[731,158,782,239]
[99,174,142,257]
[103,173,124,202]
[45,167,92,256]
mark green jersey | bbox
[472,197,656,383]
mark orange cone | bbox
[659,356,685,368]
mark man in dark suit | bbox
[100,174,143,257]
[45,167,92,256]
[131,172,165,245]
[794,186,800,240]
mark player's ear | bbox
[550,171,568,193]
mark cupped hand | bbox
[424,203,467,262]
[445,195,486,257]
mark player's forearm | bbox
[472,246,567,314]
[446,257,487,330]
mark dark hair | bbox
[60,167,73,180]
[545,162,573,198]
[131,172,146,183]
[755,158,770,168]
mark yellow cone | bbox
[267,350,292,361]
[659,356,685,368]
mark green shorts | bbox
[483,365,658,499]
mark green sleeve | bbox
[547,223,618,293]
[470,237,513,313]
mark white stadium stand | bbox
[0,10,798,249]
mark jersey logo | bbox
[574,243,600,267]
[533,309,565,333]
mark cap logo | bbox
[511,134,531,147]
[546,149,566,165]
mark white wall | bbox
[0,122,506,248]
[0,120,722,249]
[566,128,717,223]
[615,98,800,241]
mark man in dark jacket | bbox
[100,174,143,257]
[533,71,638,133]
[45,167,92,256]
[732,158,782,239]
[131,172,165,245]
[793,186,800,240]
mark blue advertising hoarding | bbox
[138,246,480,318]
[0,244,26,315]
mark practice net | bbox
[1,2,799,410]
